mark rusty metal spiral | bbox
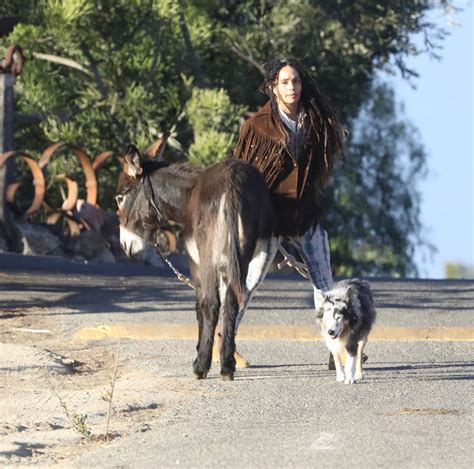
[0,150,45,215]
[0,142,178,252]
[39,142,98,207]
[0,44,25,76]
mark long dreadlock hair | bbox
[260,58,345,187]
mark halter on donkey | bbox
[116,137,274,380]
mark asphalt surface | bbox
[0,253,473,468]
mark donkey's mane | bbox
[142,158,202,179]
[142,159,203,226]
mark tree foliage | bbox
[444,263,474,280]
[327,83,428,277]
[185,87,245,165]
[0,0,453,276]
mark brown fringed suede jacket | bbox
[233,101,324,237]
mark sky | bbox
[385,1,473,279]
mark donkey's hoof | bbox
[212,346,249,368]
[220,372,234,381]
[193,370,208,380]
[193,360,209,380]
[235,351,250,369]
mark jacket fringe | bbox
[233,122,289,190]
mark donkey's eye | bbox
[115,194,124,205]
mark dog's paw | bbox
[336,372,345,382]
[344,377,355,384]
[354,371,363,382]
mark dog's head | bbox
[319,297,350,339]
[315,285,358,339]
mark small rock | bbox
[17,222,64,256]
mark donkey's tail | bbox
[226,191,245,306]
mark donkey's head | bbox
[116,141,169,257]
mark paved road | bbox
[0,253,473,468]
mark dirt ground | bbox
[0,309,200,466]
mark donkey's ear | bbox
[143,131,170,160]
[123,144,143,178]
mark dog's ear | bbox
[343,284,353,306]
[123,144,143,178]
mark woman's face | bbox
[273,65,302,108]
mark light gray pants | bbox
[236,224,333,330]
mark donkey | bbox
[116,144,274,380]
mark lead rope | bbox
[155,238,307,289]
[142,175,196,290]
[140,175,306,288]
[154,245,195,290]
[277,243,309,279]
[156,243,307,290]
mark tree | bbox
[1,0,194,207]
[0,0,454,275]
[445,263,474,279]
[326,83,429,277]
[185,87,245,166]
[1,0,451,149]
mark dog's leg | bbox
[328,352,335,370]
[327,340,345,382]
[344,342,358,384]
[344,354,356,384]
[354,338,367,382]
[333,352,345,382]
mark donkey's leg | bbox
[214,237,281,368]
[212,277,227,364]
[193,286,220,379]
[220,284,240,381]
[235,236,282,331]
[214,236,279,369]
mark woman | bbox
[233,58,345,329]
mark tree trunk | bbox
[0,73,21,251]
